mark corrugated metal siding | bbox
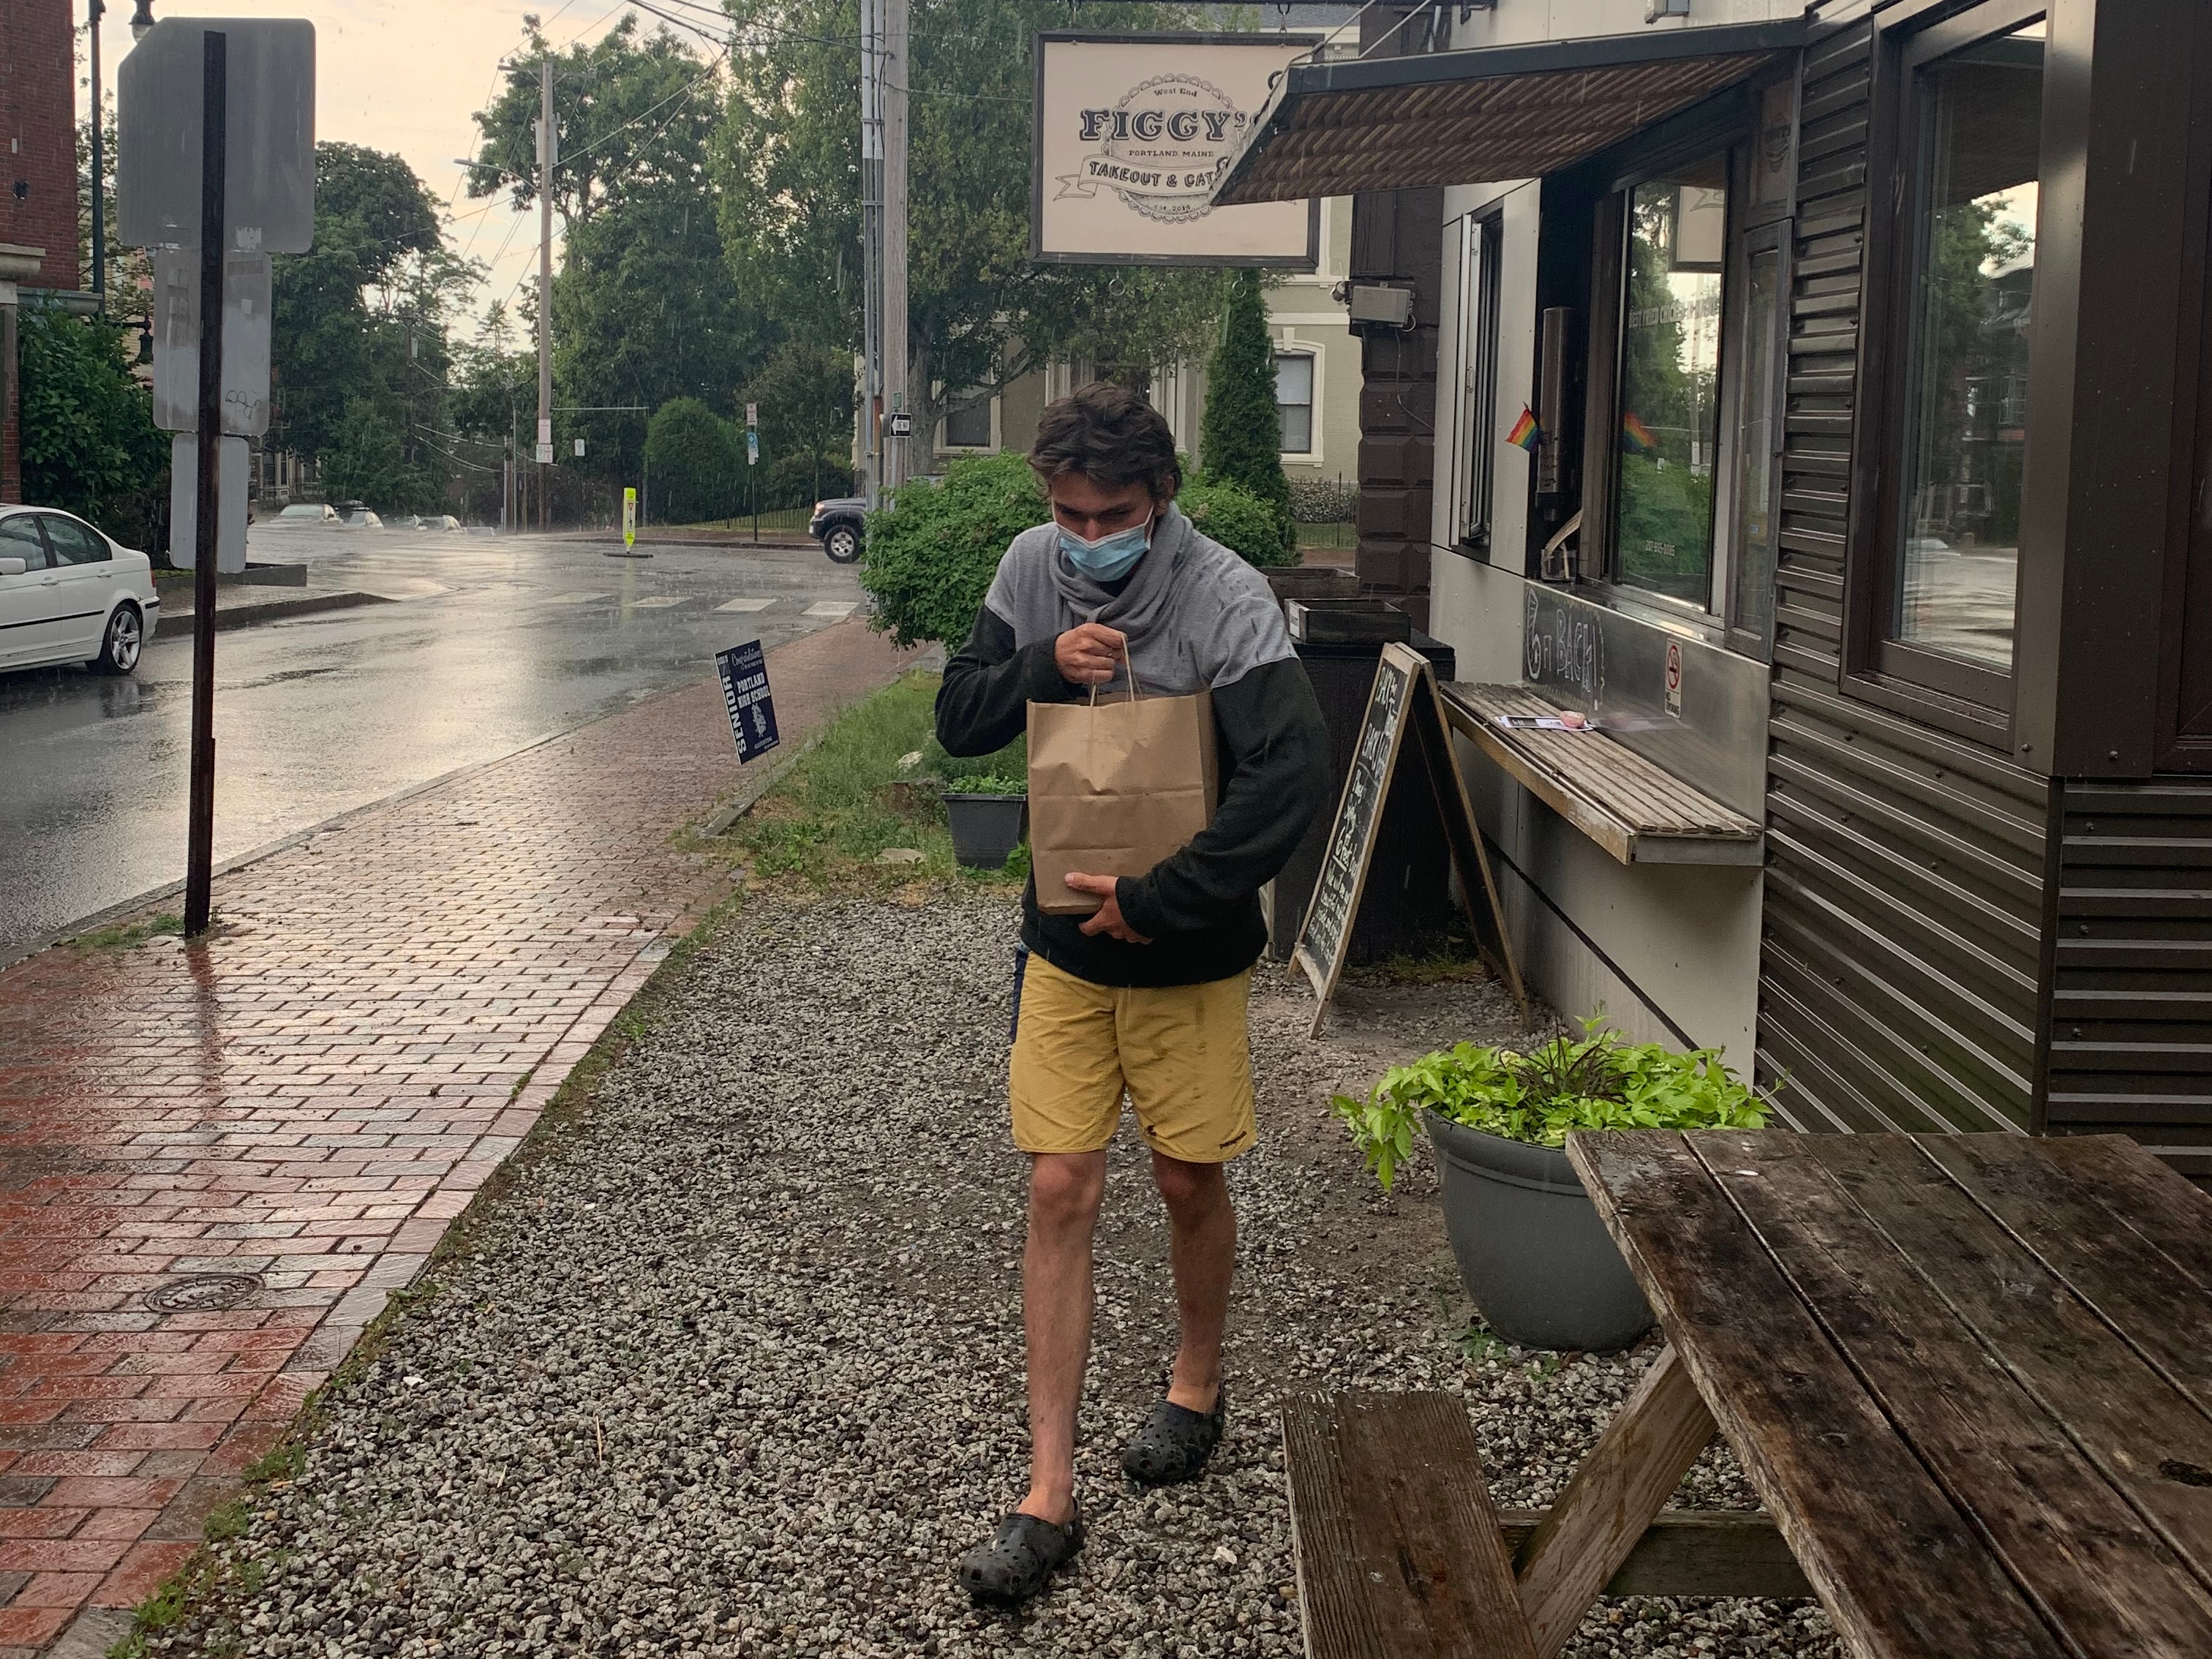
[1754,22,2053,1136]
[2050,782,2212,1178]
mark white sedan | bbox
[0,506,160,675]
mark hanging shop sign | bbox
[1032,32,1318,268]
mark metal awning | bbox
[1213,19,1811,206]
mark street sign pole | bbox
[184,29,227,938]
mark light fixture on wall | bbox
[1646,0,1690,20]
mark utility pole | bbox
[859,0,882,511]
[882,0,908,492]
[536,59,554,533]
[184,29,226,936]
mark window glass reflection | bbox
[1616,157,1728,606]
[1895,21,2043,672]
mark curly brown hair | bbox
[1027,382,1182,503]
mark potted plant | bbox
[943,774,1028,869]
[1334,1022,1771,1352]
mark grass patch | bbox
[715,669,1028,893]
[72,911,184,951]
[1344,941,1492,986]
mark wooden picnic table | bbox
[1560,1129,2212,1658]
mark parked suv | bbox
[808,496,866,564]
[0,506,159,675]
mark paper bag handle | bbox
[1086,648,1145,706]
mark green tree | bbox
[470,18,763,503]
[18,304,168,543]
[1198,271,1292,554]
[271,142,471,498]
[738,341,856,510]
[714,0,1235,475]
[320,398,425,511]
[645,397,740,523]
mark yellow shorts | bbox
[1009,953,1257,1164]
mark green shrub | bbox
[860,448,1299,650]
[18,304,167,542]
[944,773,1026,796]
[646,397,741,524]
[1181,476,1298,568]
[860,451,1047,648]
[1334,1020,1772,1189]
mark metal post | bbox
[536,59,554,533]
[883,0,908,492]
[89,0,105,309]
[184,29,225,938]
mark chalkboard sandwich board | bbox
[1292,641,1526,1034]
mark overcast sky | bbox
[86,0,650,330]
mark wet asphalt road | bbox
[0,525,865,962]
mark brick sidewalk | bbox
[0,620,917,1655]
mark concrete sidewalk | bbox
[0,620,918,1656]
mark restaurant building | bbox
[1218,0,2212,1175]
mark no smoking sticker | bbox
[1665,640,1682,719]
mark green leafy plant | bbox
[1333,1019,1772,1189]
[945,773,1026,796]
[1180,475,1298,568]
[860,451,1048,648]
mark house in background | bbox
[977,193,1361,497]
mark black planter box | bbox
[944,792,1028,869]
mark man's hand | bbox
[1066,873,1152,943]
[1054,623,1127,687]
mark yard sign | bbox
[716,641,780,764]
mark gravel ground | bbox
[148,895,1840,1659]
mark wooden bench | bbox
[1437,682,1761,867]
[1284,1366,1809,1658]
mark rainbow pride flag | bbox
[1621,410,1658,456]
[1506,406,1541,451]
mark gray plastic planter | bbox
[944,791,1028,869]
[1424,1110,1653,1353]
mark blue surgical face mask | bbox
[1057,512,1153,582]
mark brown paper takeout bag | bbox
[1028,684,1218,915]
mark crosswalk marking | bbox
[715,598,775,613]
[631,595,689,609]
[542,591,611,605]
[804,600,859,620]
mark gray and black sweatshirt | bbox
[935,506,1333,989]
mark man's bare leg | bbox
[1150,1151,1235,1412]
[1019,1149,1107,1525]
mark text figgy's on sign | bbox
[1033,33,1319,268]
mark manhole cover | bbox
[146,1273,262,1313]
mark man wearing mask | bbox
[935,381,1333,1606]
